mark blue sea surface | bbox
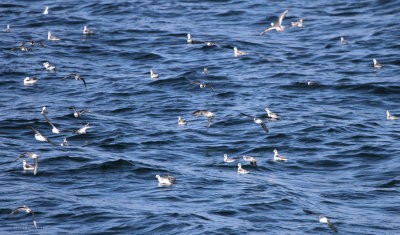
[1,0,399,234]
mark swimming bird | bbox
[27,124,56,146]
[203,67,208,74]
[340,37,347,45]
[22,160,35,171]
[273,149,288,162]
[373,58,383,68]
[306,80,314,86]
[386,110,397,120]
[62,74,87,92]
[83,26,94,35]
[240,113,269,133]
[5,24,10,32]
[61,137,69,146]
[234,47,248,57]
[303,209,338,233]
[237,163,250,174]
[192,110,215,128]
[204,41,216,46]
[187,33,193,44]
[190,81,215,92]
[260,9,289,35]
[156,175,176,185]
[21,41,46,48]
[75,123,91,134]
[43,6,49,15]
[9,206,38,229]
[243,155,257,167]
[24,77,39,85]
[69,106,92,118]
[150,69,159,79]
[288,18,305,28]
[16,152,39,175]
[178,116,187,125]
[223,154,240,163]
[11,46,33,52]
[43,61,55,70]
[41,106,48,115]
[48,31,60,41]
[265,108,280,119]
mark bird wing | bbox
[37,41,46,48]
[9,207,25,216]
[10,46,20,51]
[303,209,320,216]
[42,114,57,129]
[27,124,42,136]
[80,110,92,114]
[46,139,57,146]
[192,110,205,116]
[16,153,28,160]
[240,113,254,119]
[206,84,215,92]
[327,220,338,233]
[31,211,38,229]
[34,158,38,176]
[278,9,289,26]
[207,116,214,128]
[190,81,200,85]
[62,74,76,80]
[260,27,274,36]
[80,77,87,92]
[260,122,269,133]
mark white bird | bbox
[373,58,383,68]
[265,108,280,119]
[243,155,257,167]
[386,110,397,120]
[288,18,305,28]
[42,114,61,134]
[234,47,248,57]
[5,24,10,32]
[150,69,159,79]
[24,77,39,86]
[306,80,314,86]
[76,123,91,134]
[83,26,94,35]
[260,9,289,35]
[303,209,338,233]
[240,113,269,133]
[22,160,35,171]
[61,137,69,146]
[192,110,215,128]
[16,153,39,175]
[203,67,208,74]
[156,175,176,185]
[43,6,49,15]
[273,149,288,162]
[340,37,347,45]
[178,116,187,125]
[69,106,92,118]
[237,163,250,174]
[187,33,193,44]
[48,31,60,41]
[9,206,38,229]
[41,106,48,114]
[223,154,239,163]
[43,61,55,70]
[190,81,215,92]
[27,125,56,146]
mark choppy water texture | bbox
[1,0,400,234]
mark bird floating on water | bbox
[260,9,289,35]
[83,26,94,35]
[306,80,314,86]
[69,106,92,118]
[242,155,257,167]
[240,113,269,133]
[234,47,248,57]
[9,206,38,229]
[156,175,176,185]
[43,61,55,70]
[48,31,60,41]
[273,149,288,162]
[24,77,39,85]
[373,58,383,68]
[22,160,35,171]
[203,67,208,74]
[27,124,56,146]
[340,37,347,45]
[178,116,187,125]
[237,163,250,174]
[224,154,239,163]
[192,110,215,128]
[150,69,159,79]
[265,108,280,119]
[386,110,397,120]
[190,81,215,92]
[16,152,39,175]
[288,18,305,28]
[62,74,87,92]
[43,6,49,15]
[303,209,338,233]
[61,137,69,146]
[5,24,10,32]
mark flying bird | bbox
[192,110,215,128]
[303,209,338,233]
[190,81,215,92]
[27,124,56,146]
[69,106,92,118]
[9,206,38,229]
[21,41,46,48]
[240,113,269,133]
[62,74,87,92]
[260,9,289,35]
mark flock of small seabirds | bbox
[4,6,396,233]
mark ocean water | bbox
[1,0,399,234]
